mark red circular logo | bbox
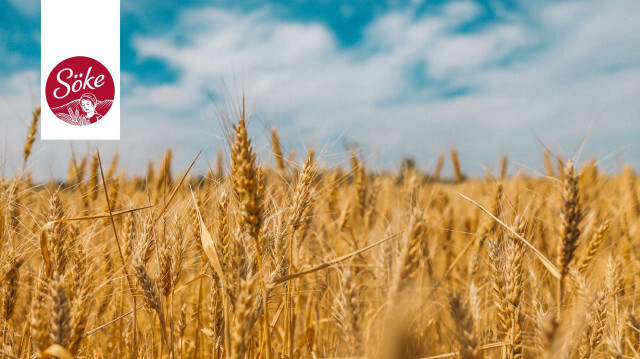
[45,56,115,126]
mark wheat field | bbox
[1,104,639,359]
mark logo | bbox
[45,56,115,126]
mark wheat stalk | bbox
[448,292,482,359]
[557,159,583,317]
[23,106,40,168]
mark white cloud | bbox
[7,0,39,16]
[442,1,483,21]
[0,71,40,172]
[424,24,527,77]
[126,1,640,173]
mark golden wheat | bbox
[0,104,638,359]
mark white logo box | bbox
[41,0,120,140]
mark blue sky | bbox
[1,0,640,180]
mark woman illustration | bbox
[79,93,103,124]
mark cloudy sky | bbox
[1,0,639,180]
